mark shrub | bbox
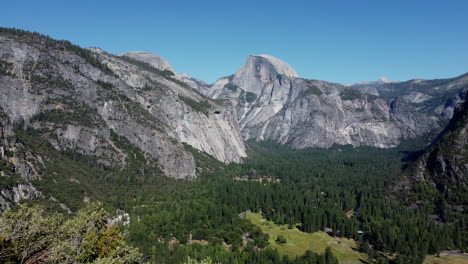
[276,235,287,244]
[340,88,363,101]
[178,95,211,115]
[0,203,142,264]
[224,83,239,93]
[305,84,323,96]
[245,92,257,103]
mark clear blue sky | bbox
[1,0,467,84]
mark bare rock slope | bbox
[0,29,246,210]
[198,54,467,149]
[397,95,468,192]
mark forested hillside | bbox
[390,95,468,223]
[2,138,467,264]
[0,28,466,264]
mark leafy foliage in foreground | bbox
[0,201,340,264]
[0,202,141,264]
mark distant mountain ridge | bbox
[1,27,467,212]
[194,54,467,149]
[389,92,468,220]
[119,51,209,90]
[119,51,175,73]
[347,77,398,88]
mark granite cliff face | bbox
[347,77,397,90]
[1,28,466,211]
[120,51,210,91]
[0,29,246,210]
[198,55,467,149]
[396,95,468,192]
[388,94,468,219]
[376,74,468,121]
[119,51,175,73]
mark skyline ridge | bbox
[1,0,467,84]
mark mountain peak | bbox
[378,76,393,83]
[118,51,175,73]
[347,76,397,88]
[248,54,299,78]
[229,54,298,93]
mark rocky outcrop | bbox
[175,73,210,91]
[230,54,298,94]
[0,28,246,184]
[119,51,175,73]
[0,183,40,212]
[100,50,247,164]
[347,77,397,89]
[1,28,466,212]
[375,74,468,121]
[198,54,466,149]
[398,96,468,191]
[119,51,210,91]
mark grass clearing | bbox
[424,252,468,264]
[245,212,369,264]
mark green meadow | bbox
[424,253,468,264]
[245,212,369,264]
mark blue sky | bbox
[1,0,467,84]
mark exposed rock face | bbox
[398,96,468,191]
[0,108,42,211]
[0,29,246,188]
[0,183,40,212]
[389,98,436,137]
[119,51,175,73]
[231,55,298,93]
[347,77,397,89]
[1,28,466,211]
[175,73,210,91]
[101,51,247,165]
[353,86,380,97]
[198,54,467,149]
[119,51,211,91]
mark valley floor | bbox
[424,252,468,264]
[246,212,468,264]
[244,211,369,264]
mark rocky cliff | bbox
[1,28,466,211]
[119,51,175,73]
[388,93,468,221]
[0,28,246,210]
[396,94,468,192]
[120,51,210,91]
[198,54,467,149]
